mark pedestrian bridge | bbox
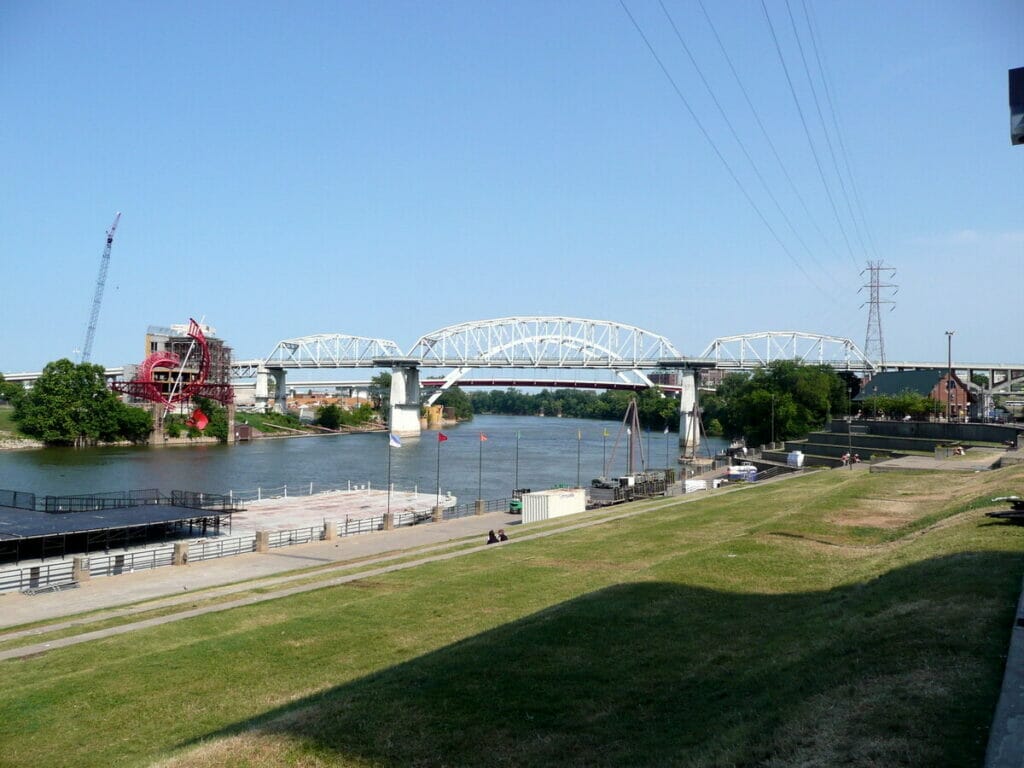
[11,320,1016,443]
[233,318,884,444]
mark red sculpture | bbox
[112,318,233,405]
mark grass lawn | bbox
[0,404,21,434]
[235,412,312,433]
[3,466,1024,767]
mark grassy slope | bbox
[0,404,21,435]
[3,467,1024,768]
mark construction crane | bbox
[81,212,121,363]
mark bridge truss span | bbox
[408,316,684,369]
[264,334,404,369]
[701,331,876,373]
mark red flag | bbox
[438,433,448,442]
[185,408,209,430]
[480,433,488,442]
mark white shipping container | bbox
[684,480,707,493]
[521,488,587,524]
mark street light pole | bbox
[770,394,776,447]
[945,330,955,421]
[847,386,853,470]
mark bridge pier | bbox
[389,364,422,437]
[255,366,288,413]
[678,370,701,453]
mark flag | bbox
[627,427,631,436]
[480,433,488,442]
[603,428,609,437]
[516,430,521,439]
[577,429,582,441]
[438,433,448,442]
[187,318,205,344]
[389,433,402,448]
[664,425,670,435]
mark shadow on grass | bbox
[177,552,1022,767]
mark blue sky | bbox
[1,0,1021,373]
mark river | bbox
[0,415,728,503]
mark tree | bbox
[316,404,343,430]
[436,385,473,420]
[370,372,392,411]
[700,361,848,445]
[118,406,154,443]
[192,397,228,441]
[14,359,153,446]
[0,373,24,407]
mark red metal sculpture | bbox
[112,318,233,405]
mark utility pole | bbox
[946,330,955,421]
[860,261,897,366]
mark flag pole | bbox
[514,430,520,494]
[576,429,581,488]
[387,434,393,518]
[478,434,483,501]
[602,428,608,477]
[436,435,442,509]
[664,425,670,471]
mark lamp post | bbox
[945,330,955,421]
[847,386,853,470]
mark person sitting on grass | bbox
[498,529,509,542]
[486,530,499,545]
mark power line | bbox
[801,0,882,262]
[694,0,842,262]
[783,0,870,261]
[656,0,837,292]
[617,0,829,295]
[760,0,858,267]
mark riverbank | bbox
[0,434,43,451]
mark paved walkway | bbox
[871,448,1005,473]
[0,510,520,630]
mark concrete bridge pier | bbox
[255,366,269,411]
[389,364,422,437]
[678,370,701,454]
[255,366,288,413]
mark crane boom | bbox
[81,212,121,363]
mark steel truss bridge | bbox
[236,322,881,376]
[228,320,1023,390]
[7,321,1022,396]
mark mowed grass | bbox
[0,405,22,435]
[3,467,1024,768]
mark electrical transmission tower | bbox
[81,212,121,363]
[859,261,897,365]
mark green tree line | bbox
[700,362,851,445]
[7,360,153,446]
[462,387,679,430]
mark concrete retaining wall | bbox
[828,419,1020,444]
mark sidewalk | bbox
[0,510,521,630]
